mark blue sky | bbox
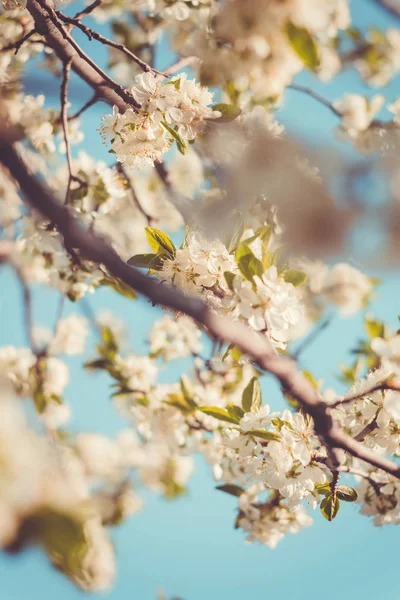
[2,1,400,599]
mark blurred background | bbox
[1,0,400,598]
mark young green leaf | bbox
[145,227,176,256]
[320,495,340,521]
[365,317,385,340]
[336,485,358,502]
[211,103,242,122]
[285,21,320,69]
[161,121,188,154]
[242,377,262,412]
[216,484,245,497]
[244,429,281,442]
[283,269,308,287]
[198,406,240,424]
[127,253,158,268]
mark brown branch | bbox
[60,58,73,205]
[339,465,382,496]
[292,314,333,360]
[68,92,99,121]
[369,0,400,19]
[1,28,38,54]
[2,140,400,480]
[56,10,166,77]
[288,84,342,118]
[164,56,200,76]
[26,0,137,110]
[73,0,103,20]
[14,268,38,353]
[117,163,155,226]
[330,381,400,408]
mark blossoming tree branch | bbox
[1,0,400,592]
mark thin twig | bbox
[73,0,103,20]
[330,381,400,409]
[117,163,155,225]
[293,314,333,360]
[56,10,166,77]
[33,0,138,108]
[68,92,99,121]
[354,418,378,442]
[369,0,400,19]
[79,297,102,339]
[339,465,382,496]
[288,83,342,118]
[15,268,37,353]
[60,58,73,205]
[1,29,38,54]
[164,56,200,76]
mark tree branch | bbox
[1,140,400,480]
[26,0,138,110]
[0,28,38,54]
[73,0,103,20]
[288,84,342,118]
[56,10,166,77]
[369,0,400,19]
[60,58,73,205]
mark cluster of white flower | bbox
[100,72,219,168]
[356,468,400,526]
[50,151,127,215]
[116,354,158,393]
[0,383,121,591]
[49,315,89,356]
[159,232,237,297]
[297,260,373,316]
[195,0,350,98]
[3,93,56,154]
[0,345,36,395]
[354,29,400,88]
[11,214,105,300]
[222,408,326,509]
[334,93,384,139]
[229,266,303,348]
[237,486,313,548]
[149,314,202,360]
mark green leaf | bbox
[102,276,137,299]
[228,217,245,254]
[212,103,242,123]
[84,358,109,371]
[145,227,176,256]
[283,269,307,287]
[127,253,158,268]
[180,376,198,409]
[314,482,331,496]
[244,429,281,442]
[198,406,240,424]
[336,485,358,502]
[216,484,245,497]
[224,271,236,291]
[227,404,245,421]
[100,326,118,358]
[365,317,385,340]
[320,495,340,521]
[285,20,320,70]
[242,377,262,412]
[166,78,181,90]
[302,370,319,389]
[165,393,195,414]
[161,121,188,155]
[236,242,264,281]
